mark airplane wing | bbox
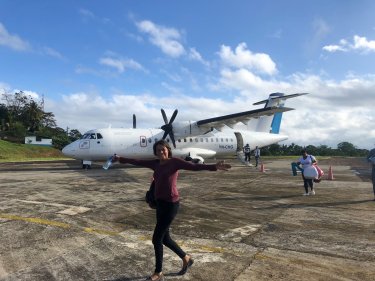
[196,106,294,131]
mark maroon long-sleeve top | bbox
[119,157,217,202]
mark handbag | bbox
[145,180,157,209]
[303,165,318,179]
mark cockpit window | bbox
[81,133,99,139]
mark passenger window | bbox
[97,133,103,139]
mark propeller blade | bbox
[162,130,169,140]
[161,109,168,124]
[133,114,136,129]
[169,130,176,148]
[169,109,178,124]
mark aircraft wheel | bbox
[82,164,91,169]
[185,156,193,162]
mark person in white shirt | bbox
[295,149,317,196]
[254,146,260,167]
[243,144,251,163]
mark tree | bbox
[337,141,357,156]
[23,99,44,132]
[1,91,57,136]
[0,103,8,131]
[69,129,82,141]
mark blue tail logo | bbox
[271,112,283,134]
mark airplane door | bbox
[86,132,110,158]
[234,132,244,152]
[89,133,104,153]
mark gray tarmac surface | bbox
[0,157,374,281]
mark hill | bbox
[0,140,67,162]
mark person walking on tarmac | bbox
[295,149,317,196]
[243,144,251,163]
[367,145,375,201]
[254,146,260,167]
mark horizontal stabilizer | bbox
[253,93,308,106]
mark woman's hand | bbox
[111,154,119,163]
[216,160,231,171]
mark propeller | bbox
[133,114,136,129]
[160,109,178,148]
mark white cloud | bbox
[0,22,30,51]
[99,56,145,73]
[136,20,185,58]
[41,46,65,59]
[188,48,209,66]
[218,43,277,75]
[322,44,347,52]
[323,35,375,53]
[353,35,375,52]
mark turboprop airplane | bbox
[62,92,306,168]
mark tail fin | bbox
[253,92,307,133]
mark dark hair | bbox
[153,139,172,157]
[301,149,308,155]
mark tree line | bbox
[0,91,81,150]
[0,91,370,156]
[261,142,368,157]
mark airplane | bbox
[62,92,307,169]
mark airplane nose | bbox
[62,143,75,157]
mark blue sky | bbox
[1,0,375,149]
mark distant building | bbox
[25,136,52,146]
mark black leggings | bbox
[153,200,186,273]
[302,175,314,193]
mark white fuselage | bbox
[62,127,287,162]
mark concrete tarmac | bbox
[0,158,374,281]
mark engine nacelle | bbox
[173,121,213,138]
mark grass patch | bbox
[0,140,69,162]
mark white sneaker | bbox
[303,193,309,196]
[310,190,315,195]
